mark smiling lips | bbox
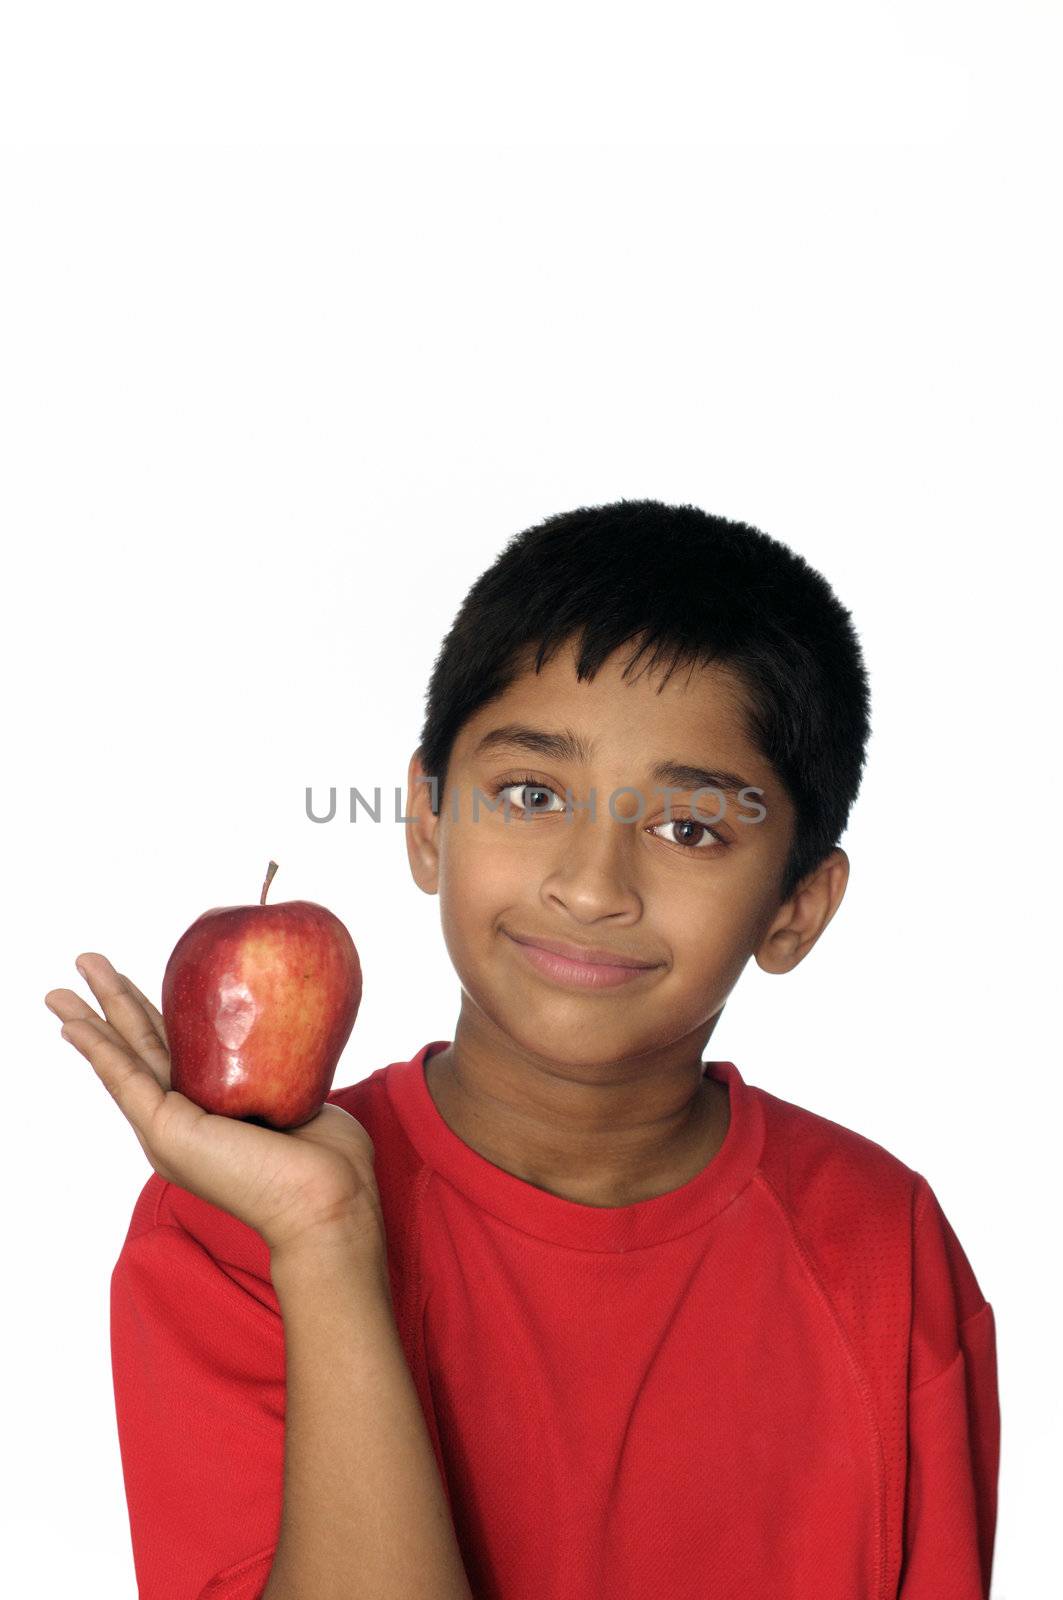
[504,929,662,989]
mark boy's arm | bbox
[262,1227,474,1600]
[110,1200,473,1600]
[899,1301,999,1597]
[110,1217,286,1599]
[898,1183,1001,1598]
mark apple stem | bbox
[261,860,279,905]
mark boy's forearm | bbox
[262,1229,474,1600]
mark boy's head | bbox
[405,499,870,1066]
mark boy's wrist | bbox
[269,1203,390,1297]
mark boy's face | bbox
[406,636,845,1074]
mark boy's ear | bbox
[405,748,443,895]
[753,848,850,975]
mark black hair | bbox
[416,498,872,905]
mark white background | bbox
[2,5,1058,1596]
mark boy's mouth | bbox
[502,928,663,987]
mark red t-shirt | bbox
[110,1042,1000,1599]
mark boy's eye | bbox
[653,817,726,852]
[493,780,566,815]
[489,776,729,852]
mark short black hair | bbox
[416,499,872,905]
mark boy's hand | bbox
[44,953,386,1260]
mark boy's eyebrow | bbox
[472,723,756,796]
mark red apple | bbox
[161,861,362,1130]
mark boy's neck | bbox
[423,1026,731,1209]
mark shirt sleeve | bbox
[110,1210,286,1600]
[898,1180,1001,1599]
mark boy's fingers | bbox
[73,954,171,1079]
[116,973,168,1049]
[57,1014,168,1136]
[45,986,132,1052]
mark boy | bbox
[59,500,999,1598]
